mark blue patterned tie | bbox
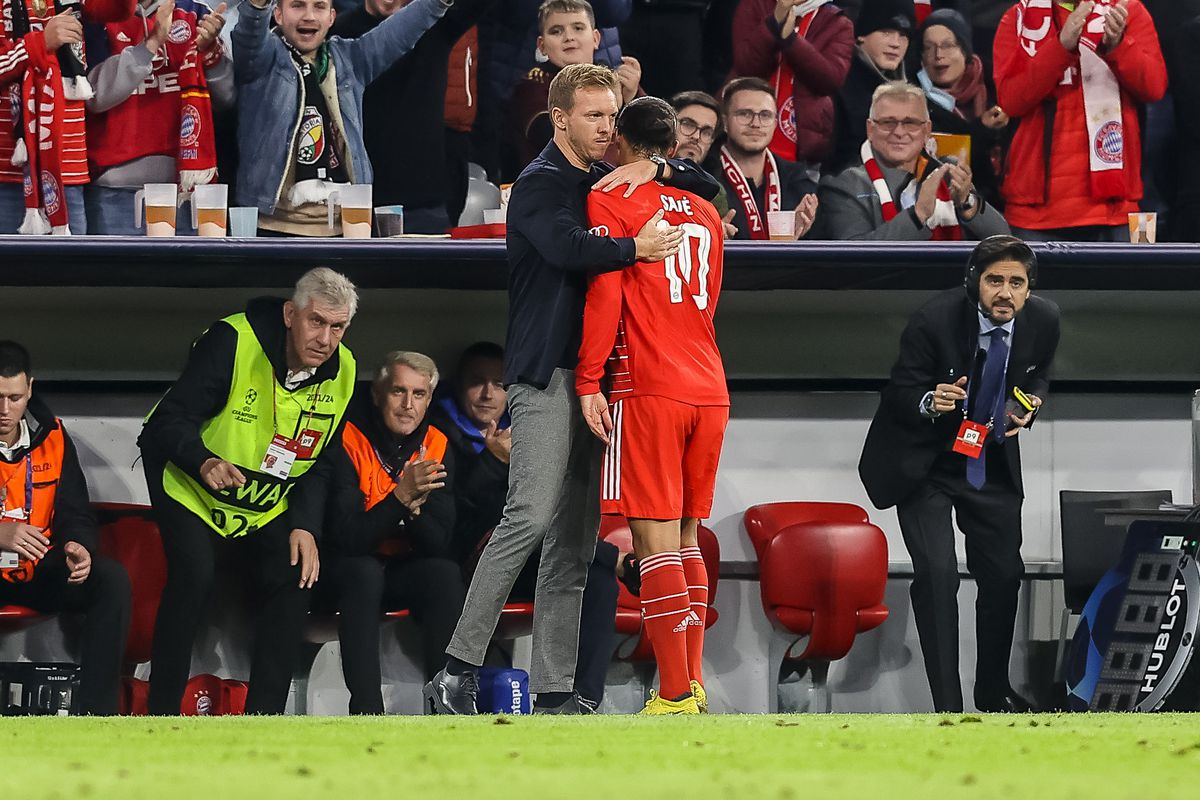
[966,328,1009,490]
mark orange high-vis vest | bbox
[341,421,449,558]
[0,423,66,584]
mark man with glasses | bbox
[828,0,913,172]
[668,91,737,238]
[819,81,1008,240]
[715,77,819,241]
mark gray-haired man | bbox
[139,267,359,714]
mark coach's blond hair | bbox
[548,63,620,114]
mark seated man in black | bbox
[432,342,631,710]
[323,351,456,714]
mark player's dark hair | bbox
[964,235,1038,301]
[0,341,31,379]
[616,96,678,157]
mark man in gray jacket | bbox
[819,81,1008,241]
[232,0,450,235]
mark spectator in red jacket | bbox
[0,0,134,234]
[731,0,853,173]
[993,0,1167,240]
[84,0,233,236]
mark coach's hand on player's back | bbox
[580,392,614,444]
[634,209,683,262]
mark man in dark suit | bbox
[859,235,1060,713]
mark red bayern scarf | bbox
[720,145,782,240]
[163,7,218,189]
[861,139,960,239]
[1017,0,1125,199]
[768,0,827,162]
[9,0,72,233]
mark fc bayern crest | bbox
[168,19,193,45]
[39,171,61,215]
[1094,121,1124,165]
[777,96,797,143]
[180,104,202,147]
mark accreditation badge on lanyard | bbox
[951,374,991,459]
[0,457,34,569]
[260,380,326,479]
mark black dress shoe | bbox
[533,692,595,715]
[423,668,479,715]
[975,690,1036,713]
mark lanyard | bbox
[271,378,320,438]
[1,456,34,520]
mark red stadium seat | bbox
[600,515,720,662]
[743,502,869,561]
[0,604,44,632]
[742,503,887,712]
[94,502,167,667]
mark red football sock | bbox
[681,546,708,684]
[639,551,692,701]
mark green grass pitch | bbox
[2,714,1198,799]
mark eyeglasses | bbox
[731,109,775,127]
[922,42,962,57]
[678,117,717,143]
[869,117,929,133]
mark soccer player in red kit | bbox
[577,97,728,715]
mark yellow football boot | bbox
[639,690,700,715]
[690,680,708,714]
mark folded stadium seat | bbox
[600,515,720,663]
[94,503,168,668]
[0,604,44,633]
[742,503,886,713]
[93,502,169,716]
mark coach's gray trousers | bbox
[446,368,602,692]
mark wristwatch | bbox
[649,154,668,182]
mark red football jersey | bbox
[577,181,728,406]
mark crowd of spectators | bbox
[1,0,1193,240]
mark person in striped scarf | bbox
[818,80,1008,240]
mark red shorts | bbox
[601,395,728,520]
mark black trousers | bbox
[144,460,312,715]
[510,539,619,706]
[896,453,1025,712]
[325,554,467,714]
[0,551,130,715]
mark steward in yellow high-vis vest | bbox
[138,268,358,716]
[0,340,131,716]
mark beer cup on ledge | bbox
[190,184,228,237]
[135,183,178,237]
[767,210,795,241]
[327,184,373,238]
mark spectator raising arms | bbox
[85,0,234,236]
[731,0,853,170]
[231,0,450,236]
[332,0,494,234]
[993,0,1166,241]
[0,0,133,234]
